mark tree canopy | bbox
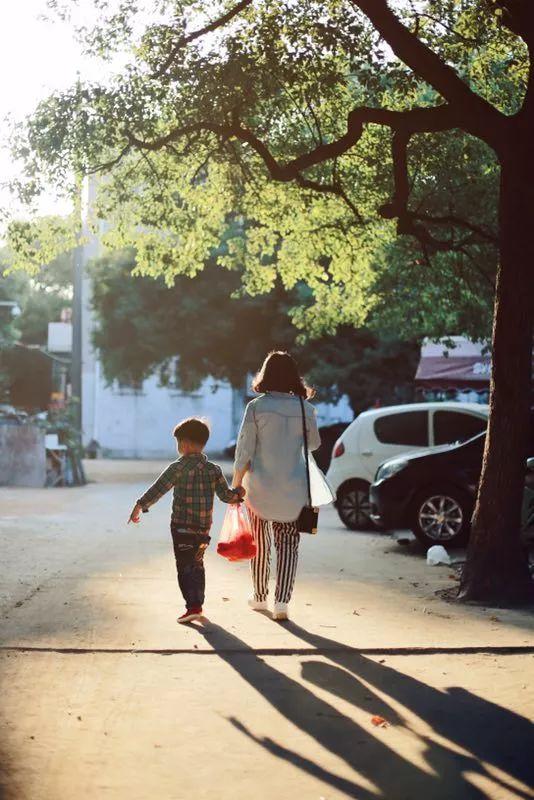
[8,1,514,340]
[90,248,418,412]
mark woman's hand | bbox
[232,462,250,488]
[230,486,246,503]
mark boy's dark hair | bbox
[173,417,210,446]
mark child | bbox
[128,418,245,623]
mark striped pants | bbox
[247,508,300,604]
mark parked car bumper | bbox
[369,477,414,531]
[327,459,368,496]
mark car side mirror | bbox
[527,457,534,472]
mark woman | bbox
[233,351,321,620]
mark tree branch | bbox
[152,0,254,79]
[294,174,363,222]
[411,213,498,245]
[124,103,461,184]
[86,144,131,175]
[378,129,493,253]
[352,0,506,146]
[122,102,492,256]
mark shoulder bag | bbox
[296,396,319,534]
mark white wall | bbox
[86,368,352,459]
[314,396,353,426]
[90,373,238,458]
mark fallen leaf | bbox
[222,597,230,601]
[489,615,501,622]
[353,610,360,616]
[371,715,389,728]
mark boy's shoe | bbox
[177,607,203,624]
[248,596,268,611]
[273,602,289,621]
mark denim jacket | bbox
[234,391,321,522]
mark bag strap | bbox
[299,395,313,507]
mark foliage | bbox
[298,326,419,414]
[90,248,295,388]
[8,1,520,342]
[90,248,417,412]
[0,248,72,404]
[5,215,79,273]
[45,399,83,453]
[0,250,72,345]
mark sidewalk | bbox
[1,459,533,799]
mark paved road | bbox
[1,460,533,800]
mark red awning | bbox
[415,355,491,390]
[415,338,534,391]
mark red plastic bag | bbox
[217,505,257,561]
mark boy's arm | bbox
[134,463,181,515]
[214,467,245,504]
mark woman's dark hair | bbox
[252,351,315,399]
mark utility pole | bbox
[71,242,83,434]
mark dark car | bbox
[314,422,350,473]
[370,430,533,547]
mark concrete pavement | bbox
[1,459,533,799]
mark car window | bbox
[374,411,428,446]
[434,411,487,445]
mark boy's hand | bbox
[128,503,143,524]
[232,486,246,503]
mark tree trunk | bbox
[459,142,534,604]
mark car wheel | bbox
[410,485,472,547]
[337,482,372,531]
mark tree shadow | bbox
[198,622,533,799]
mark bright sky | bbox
[0,1,110,220]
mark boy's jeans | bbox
[170,527,211,609]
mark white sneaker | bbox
[248,597,268,611]
[273,602,289,621]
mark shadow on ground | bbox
[198,621,534,800]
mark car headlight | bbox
[375,460,408,482]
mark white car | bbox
[326,402,489,530]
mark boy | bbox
[128,418,245,623]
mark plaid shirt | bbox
[137,453,238,531]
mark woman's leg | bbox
[248,508,272,602]
[273,522,300,604]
